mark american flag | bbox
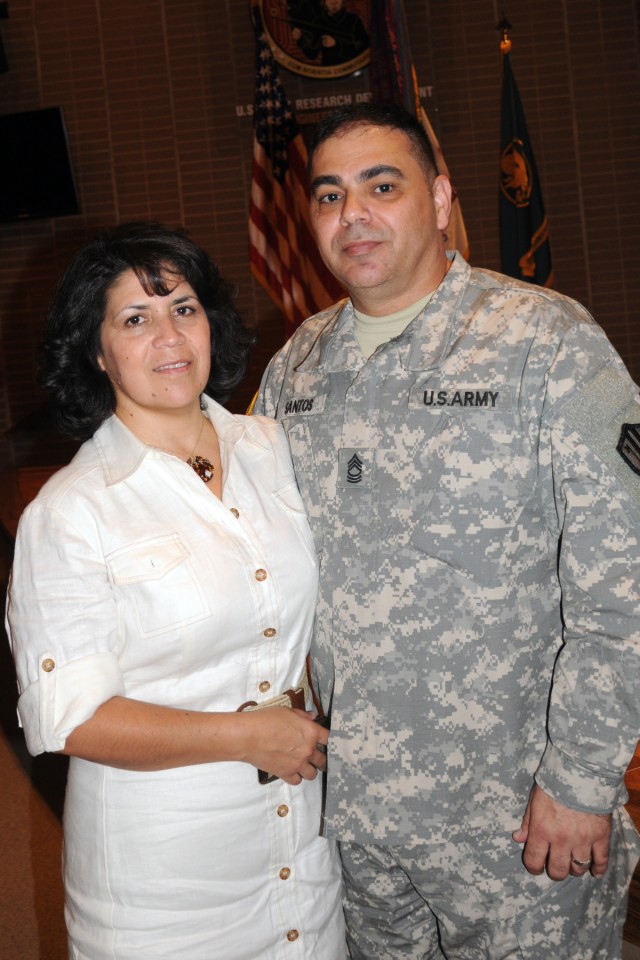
[369,0,469,259]
[248,20,344,337]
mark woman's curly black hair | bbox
[39,221,255,441]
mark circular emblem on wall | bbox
[500,139,533,207]
[256,0,370,79]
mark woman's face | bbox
[97,268,212,423]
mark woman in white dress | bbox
[6,222,346,960]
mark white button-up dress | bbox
[6,399,345,960]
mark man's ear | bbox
[432,175,452,232]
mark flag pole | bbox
[496,15,512,57]
[497,17,554,288]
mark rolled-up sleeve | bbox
[6,500,126,755]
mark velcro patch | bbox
[548,363,640,507]
[618,423,640,476]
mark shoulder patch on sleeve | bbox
[549,363,640,503]
[618,423,640,476]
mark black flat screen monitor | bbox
[0,107,80,222]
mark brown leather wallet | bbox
[237,686,308,784]
[259,686,306,783]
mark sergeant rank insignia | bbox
[617,422,640,476]
[347,453,363,484]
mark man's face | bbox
[323,0,345,13]
[309,124,451,314]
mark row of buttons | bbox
[276,803,292,884]
[254,561,276,696]
[276,805,299,942]
[230,509,280,698]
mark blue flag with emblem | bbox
[499,52,553,287]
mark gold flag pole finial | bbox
[497,15,512,55]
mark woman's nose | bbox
[153,314,184,346]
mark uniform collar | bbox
[403,251,471,371]
[294,252,471,374]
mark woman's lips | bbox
[153,360,191,372]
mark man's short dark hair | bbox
[308,102,439,181]
[39,221,255,441]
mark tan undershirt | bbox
[354,292,434,358]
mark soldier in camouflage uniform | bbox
[254,103,640,958]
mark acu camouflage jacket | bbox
[255,252,640,844]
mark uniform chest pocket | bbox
[107,535,210,636]
[407,413,534,582]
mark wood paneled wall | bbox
[0,0,638,468]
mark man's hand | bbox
[513,784,612,880]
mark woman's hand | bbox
[238,707,329,785]
[61,696,329,780]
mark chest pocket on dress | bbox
[107,535,209,637]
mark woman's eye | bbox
[175,305,195,317]
[124,314,145,328]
